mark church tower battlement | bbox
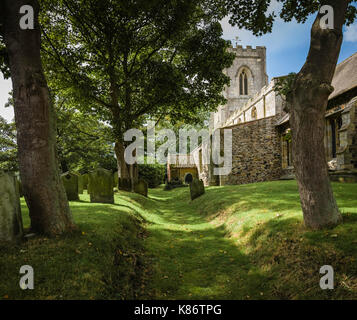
[211,45,268,131]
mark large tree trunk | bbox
[289,1,349,229]
[3,0,75,235]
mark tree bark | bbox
[114,141,138,192]
[114,141,130,180]
[289,1,349,229]
[3,0,75,235]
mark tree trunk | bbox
[3,0,75,235]
[114,141,138,192]
[114,141,130,180]
[289,1,349,229]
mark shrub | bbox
[164,179,188,191]
[138,163,165,188]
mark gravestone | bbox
[82,173,89,190]
[16,178,24,197]
[0,171,23,243]
[134,179,148,197]
[78,174,84,194]
[119,178,132,192]
[61,172,79,201]
[88,168,114,204]
[189,178,205,201]
[113,171,119,189]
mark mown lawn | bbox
[0,192,148,300]
[140,181,357,300]
[1,181,356,300]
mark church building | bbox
[168,45,357,186]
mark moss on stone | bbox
[61,172,79,201]
[88,168,114,204]
[82,174,89,190]
[134,179,148,197]
[119,178,132,192]
[78,175,84,194]
[189,178,205,201]
[0,171,23,243]
[113,171,119,189]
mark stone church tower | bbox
[211,45,268,131]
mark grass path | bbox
[139,187,268,300]
[138,182,357,300]
[1,181,356,300]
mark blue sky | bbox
[1,7,357,122]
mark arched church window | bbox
[239,70,248,95]
[251,107,257,120]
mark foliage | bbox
[39,0,235,143]
[225,0,357,36]
[273,73,297,101]
[164,179,187,191]
[55,98,116,173]
[0,116,18,171]
[138,162,165,188]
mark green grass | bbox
[134,181,357,300]
[1,181,356,300]
[0,192,148,300]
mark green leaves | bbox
[0,116,18,171]
[225,0,357,35]
[40,0,234,139]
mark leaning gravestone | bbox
[88,168,114,204]
[134,179,148,197]
[189,178,205,201]
[0,171,23,243]
[61,172,79,201]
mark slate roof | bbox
[329,52,357,100]
[276,52,357,126]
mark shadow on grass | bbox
[142,181,357,300]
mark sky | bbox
[1,6,357,122]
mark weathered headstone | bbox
[113,171,119,189]
[119,178,132,192]
[189,178,205,200]
[16,178,24,197]
[134,179,148,197]
[0,171,23,243]
[61,172,79,201]
[82,173,89,190]
[88,168,114,204]
[78,174,84,194]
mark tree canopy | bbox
[225,0,356,36]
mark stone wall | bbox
[219,116,283,185]
[222,79,285,128]
[337,97,357,170]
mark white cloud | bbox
[345,23,357,42]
